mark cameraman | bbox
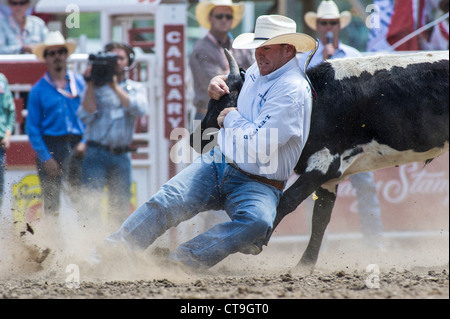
[78,42,148,230]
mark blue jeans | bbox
[81,145,132,226]
[36,135,82,216]
[105,147,283,269]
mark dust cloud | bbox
[0,199,448,299]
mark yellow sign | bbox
[12,175,42,233]
[11,174,137,232]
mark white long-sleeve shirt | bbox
[218,57,312,181]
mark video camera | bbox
[88,52,118,86]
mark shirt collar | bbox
[44,69,70,81]
[263,57,299,81]
[207,32,231,49]
[317,40,345,55]
[8,15,31,34]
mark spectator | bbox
[419,0,449,50]
[0,72,15,211]
[366,0,394,52]
[78,42,147,231]
[26,31,86,219]
[369,0,449,52]
[301,0,356,65]
[90,15,317,272]
[189,0,253,121]
[299,0,384,249]
[0,0,48,54]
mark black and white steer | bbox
[191,50,449,272]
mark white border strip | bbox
[271,231,450,244]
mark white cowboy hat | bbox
[32,31,77,61]
[304,0,352,31]
[0,0,39,6]
[233,15,318,53]
[195,0,245,30]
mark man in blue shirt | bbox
[298,0,384,250]
[26,31,85,217]
[91,16,317,272]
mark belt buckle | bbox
[110,146,120,154]
[110,146,127,154]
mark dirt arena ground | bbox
[0,213,448,301]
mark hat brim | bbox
[304,11,352,30]
[195,2,245,30]
[1,0,38,6]
[33,41,77,61]
[233,32,318,53]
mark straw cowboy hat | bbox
[195,0,245,30]
[233,15,318,53]
[33,31,77,61]
[304,0,352,30]
[0,0,39,6]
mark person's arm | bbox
[207,75,230,101]
[1,130,12,150]
[25,86,51,162]
[1,76,15,150]
[126,82,148,117]
[220,78,305,164]
[114,80,148,117]
[26,85,61,177]
[79,82,97,116]
[81,66,97,114]
[0,24,22,54]
[110,76,130,108]
[224,90,302,148]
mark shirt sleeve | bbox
[0,21,21,54]
[0,75,16,134]
[25,85,52,162]
[127,81,148,117]
[221,81,304,164]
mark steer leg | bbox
[296,186,337,273]
[274,170,332,229]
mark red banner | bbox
[163,24,185,139]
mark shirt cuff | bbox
[223,109,240,128]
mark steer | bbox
[191,50,450,272]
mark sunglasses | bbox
[318,20,339,27]
[214,13,233,20]
[44,48,68,57]
[9,0,29,6]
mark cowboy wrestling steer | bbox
[191,50,449,272]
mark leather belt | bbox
[230,163,285,191]
[43,134,81,143]
[87,141,130,155]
